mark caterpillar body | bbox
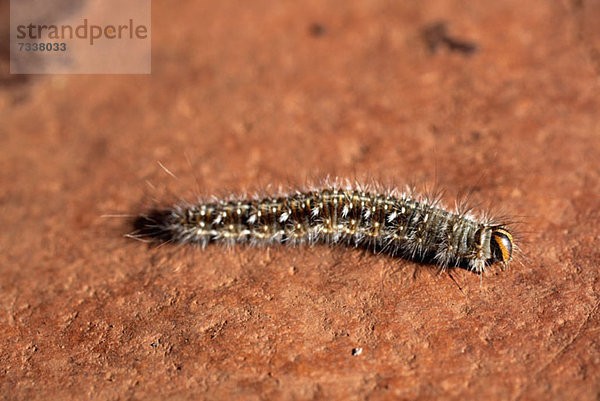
[134,184,514,273]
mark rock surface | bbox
[2,1,600,399]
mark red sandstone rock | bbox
[1,1,599,399]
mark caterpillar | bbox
[132,182,515,274]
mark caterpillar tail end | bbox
[130,209,176,243]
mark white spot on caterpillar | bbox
[279,211,290,223]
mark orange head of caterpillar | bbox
[489,227,513,265]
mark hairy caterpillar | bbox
[132,182,515,273]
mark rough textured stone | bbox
[1,1,599,399]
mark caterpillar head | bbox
[489,227,513,264]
